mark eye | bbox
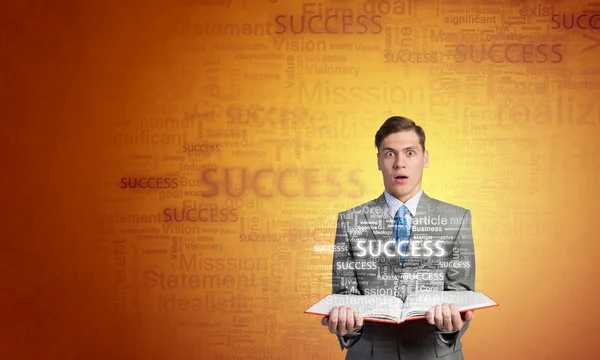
[407,150,415,156]
[385,151,394,157]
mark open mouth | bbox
[394,175,409,184]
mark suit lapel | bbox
[364,193,393,241]
[364,193,400,275]
[412,192,432,234]
[404,192,432,268]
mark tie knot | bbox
[396,205,408,218]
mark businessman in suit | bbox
[321,116,476,359]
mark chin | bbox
[393,188,414,199]
[394,185,412,194]
[388,190,407,199]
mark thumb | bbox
[462,311,474,321]
[321,317,329,326]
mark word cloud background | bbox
[2,0,599,359]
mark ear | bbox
[424,150,429,168]
[377,152,382,171]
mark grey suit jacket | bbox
[331,192,476,360]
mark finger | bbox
[462,310,474,322]
[426,306,435,325]
[337,306,347,336]
[450,303,462,331]
[354,310,364,330]
[346,308,355,332]
[321,317,329,327]
[434,304,443,328]
[328,307,339,334]
[442,303,452,331]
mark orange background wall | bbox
[2,0,600,359]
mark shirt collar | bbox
[384,189,423,218]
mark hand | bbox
[320,306,364,336]
[426,303,474,332]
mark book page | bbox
[401,291,497,320]
[305,294,404,322]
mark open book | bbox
[304,291,498,324]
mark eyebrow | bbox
[381,146,419,152]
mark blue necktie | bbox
[394,205,410,265]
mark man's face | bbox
[377,130,429,203]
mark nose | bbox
[393,154,406,169]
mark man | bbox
[321,117,476,359]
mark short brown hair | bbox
[375,116,426,151]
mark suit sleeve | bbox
[438,209,476,345]
[331,212,363,350]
